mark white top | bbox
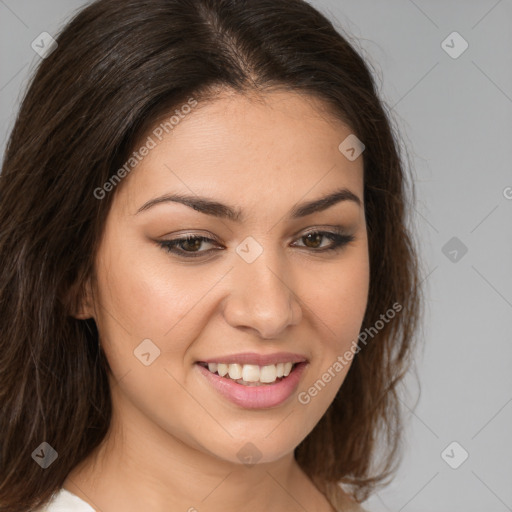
[37,488,95,512]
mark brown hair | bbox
[0,0,422,510]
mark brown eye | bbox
[293,230,355,252]
[302,232,323,248]
[158,230,354,260]
[180,238,203,252]
[159,235,219,258]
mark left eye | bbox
[292,231,354,250]
[158,230,354,259]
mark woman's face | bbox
[85,90,369,465]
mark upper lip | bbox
[197,352,308,366]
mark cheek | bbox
[309,251,370,348]
[296,246,369,413]
[95,241,196,332]
[92,243,224,377]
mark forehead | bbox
[116,90,364,214]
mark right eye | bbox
[158,235,221,259]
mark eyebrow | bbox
[135,187,361,221]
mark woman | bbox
[0,0,422,510]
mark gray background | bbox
[1,1,511,511]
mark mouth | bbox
[197,361,299,386]
[195,358,308,409]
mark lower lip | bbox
[196,362,307,409]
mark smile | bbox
[197,361,296,385]
[195,358,308,409]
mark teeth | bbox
[204,362,298,384]
[260,365,277,383]
[242,364,260,382]
[235,379,266,386]
[217,363,229,377]
[228,363,242,380]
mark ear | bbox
[68,277,95,320]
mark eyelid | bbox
[157,226,354,259]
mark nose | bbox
[222,251,303,339]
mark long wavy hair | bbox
[0,0,423,510]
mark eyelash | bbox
[158,230,355,259]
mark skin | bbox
[65,89,369,512]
